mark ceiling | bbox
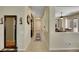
[31,6,45,17]
[55,6,79,17]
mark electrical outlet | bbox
[65,42,71,47]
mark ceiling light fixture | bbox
[60,12,63,19]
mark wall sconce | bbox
[19,17,22,24]
[0,18,3,24]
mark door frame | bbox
[4,15,17,49]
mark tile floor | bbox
[26,30,48,52]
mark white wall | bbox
[42,7,49,32]
[0,7,4,49]
[55,6,79,17]
[0,6,31,51]
[49,6,79,51]
[23,7,32,51]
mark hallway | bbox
[26,7,49,52]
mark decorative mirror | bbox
[27,15,31,24]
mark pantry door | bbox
[4,15,17,48]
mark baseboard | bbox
[49,48,79,51]
[17,49,26,52]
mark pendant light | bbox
[60,12,63,20]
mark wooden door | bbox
[4,16,17,48]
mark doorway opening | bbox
[31,14,34,38]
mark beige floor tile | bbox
[26,30,48,52]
